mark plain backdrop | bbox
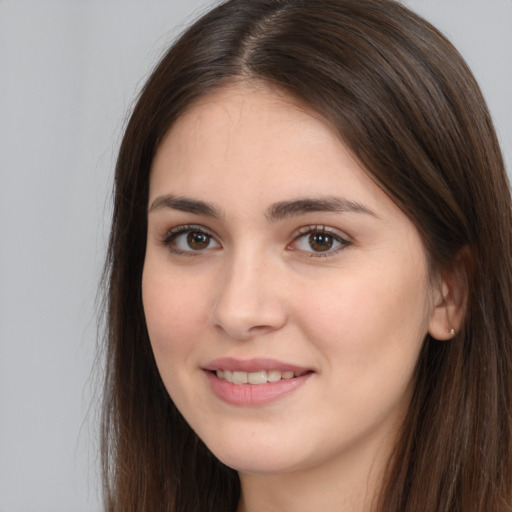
[0,1,510,511]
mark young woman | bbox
[101,1,512,511]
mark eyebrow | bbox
[265,197,377,221]
[148,194,376,220]
[148,195,223,219]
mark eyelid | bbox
[159,223,350,257]
[288,225,351,256]
[161,224,221,255]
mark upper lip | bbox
[204,357,312,373]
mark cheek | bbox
[298,268,429,427]
[294,261,431,372]
[142,262,209,367]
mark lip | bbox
[203,358,313,406]
[204,357,310,373]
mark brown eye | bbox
[165,226,220,254]
[187,231,211,250]
[291,227,349,256]
[309,232,334,252]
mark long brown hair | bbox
[101,1,512,510]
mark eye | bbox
[163,225,220,254]
[291,226,349,255]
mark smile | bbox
[215,369,308,385]
[204,359,313,406]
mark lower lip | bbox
[205,371,312,406]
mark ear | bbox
[428,247,470,340]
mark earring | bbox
[447,328,455,336]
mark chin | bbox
[218,452,296,475]
[204,434,311,475]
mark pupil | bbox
[187,232,209,250]
[309,233,333,252]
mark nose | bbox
[211,251,288,340]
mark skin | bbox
[142,83,454,512]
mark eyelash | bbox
[162,224,219,256]
[161,224,351,257]
[290,225,351,257]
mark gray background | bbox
[0,1,510,511]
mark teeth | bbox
[267,370,281,382]
[215,369,306,385]
[248,371,267,385]
[232,371,248,384]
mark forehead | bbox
[158,83,336,159]
[149,83,378,203]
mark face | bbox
[142,84,441,477]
